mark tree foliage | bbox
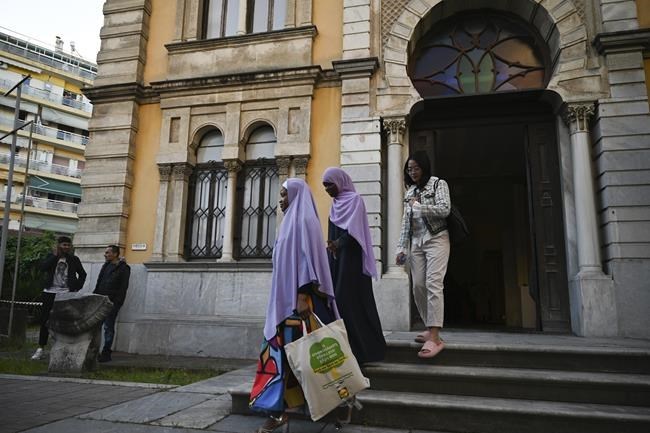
[1,231,55,302]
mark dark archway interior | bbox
[408,92,562,330]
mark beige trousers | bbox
[409,230,450,328]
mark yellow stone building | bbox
[80,0,650,358]
[0,31,94,234]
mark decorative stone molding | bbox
[332,57,379,78]
[276,156,291,177]
[593,29,650,54]
[381,0,410,45]
[563,103,596,133]
[158,163,173,182]
[383,118,407,145]
[172,163,193,181]
[293,155,309,177]
[224,159,242,173]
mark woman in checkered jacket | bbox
[395,151,451,359]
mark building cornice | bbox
[166,26,318,54]
[150,65,324,95]
[82,82,158,104]
[332,57,379,78]
[593,28,650,55]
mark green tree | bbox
[1,231,56,302]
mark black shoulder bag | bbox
[434,179,469,245]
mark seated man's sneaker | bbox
[31,348,44,360]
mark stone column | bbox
[383,117,406,275]
[293,155,309,180]
[151,164,172,261]
[220,159,242,262]
[164,163,193,262]
[275,156,291,227]
[236,0,248,35]
[563,103,617,337]
[565,104,602,274]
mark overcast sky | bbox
[0,0,105,63]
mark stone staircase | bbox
[231,330,650,432]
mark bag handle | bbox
[299,311,326,335]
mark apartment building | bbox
[0,29,95,235]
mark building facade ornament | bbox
[563,103,595,133]
[158,163,173,182]
[223,159,243,173]
[172,163,193,181]
[293,155,309,177]
[276,156,291,177]
[383,118,407,144]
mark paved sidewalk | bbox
[0,363,424,433]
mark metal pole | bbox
[7,120,35,339]
[0,75,30,339]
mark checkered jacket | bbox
[396,176,451,254]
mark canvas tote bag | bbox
[284,314,370,421]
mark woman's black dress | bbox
[328,221,386,364]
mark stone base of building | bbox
[569,271,618,338]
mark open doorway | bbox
[408,93,570,332]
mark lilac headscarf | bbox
[264,178,338,340]
[322,167,378,279]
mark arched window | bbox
[237,125,278,258]
[408,12,549,97]
[186,130,228,259]
[203,0,287,38]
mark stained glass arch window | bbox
[408,12,550,97]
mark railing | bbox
[0,193,78,213]
[0,116,89,146]
[0,32,97,80]
[0,152,83,178]
[0,78,93,113]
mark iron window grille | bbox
[186,161,228,259]
[235,158,279,259]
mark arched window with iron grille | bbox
[186,129,228,259]
[236,125,278,259]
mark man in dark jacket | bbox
[31,235,87,360]
[93,244,131,362]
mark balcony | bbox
[0,152,82,178]
[0,117,89,146]
[0,32,97,81]
[0,78,92,113]
[0,193,78,213]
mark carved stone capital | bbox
[383,117,407,144]
[276,156,291,176]
[293,155,309,177]
[172,163,193,181]
[158,163,173,182]
[563,103,595,133]
[223,159,242,173]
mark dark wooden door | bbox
[525,122,571,332]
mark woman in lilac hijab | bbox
[250,178,338,432]
[323,167,386,364]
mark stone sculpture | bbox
[47,292,113,373]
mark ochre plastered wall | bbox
[124,103,162,263]
[144,0,176,84]
[308,86,342,236]
[313,0,343,68]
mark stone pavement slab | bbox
[0,376,160,433]
[21,418,207,433]
[152,394,232,429]
[79,391,215,424]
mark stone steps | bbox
[364,362,650,406]
[230,332,650,432]
[354,390,650,433]
[384,339,650,374]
